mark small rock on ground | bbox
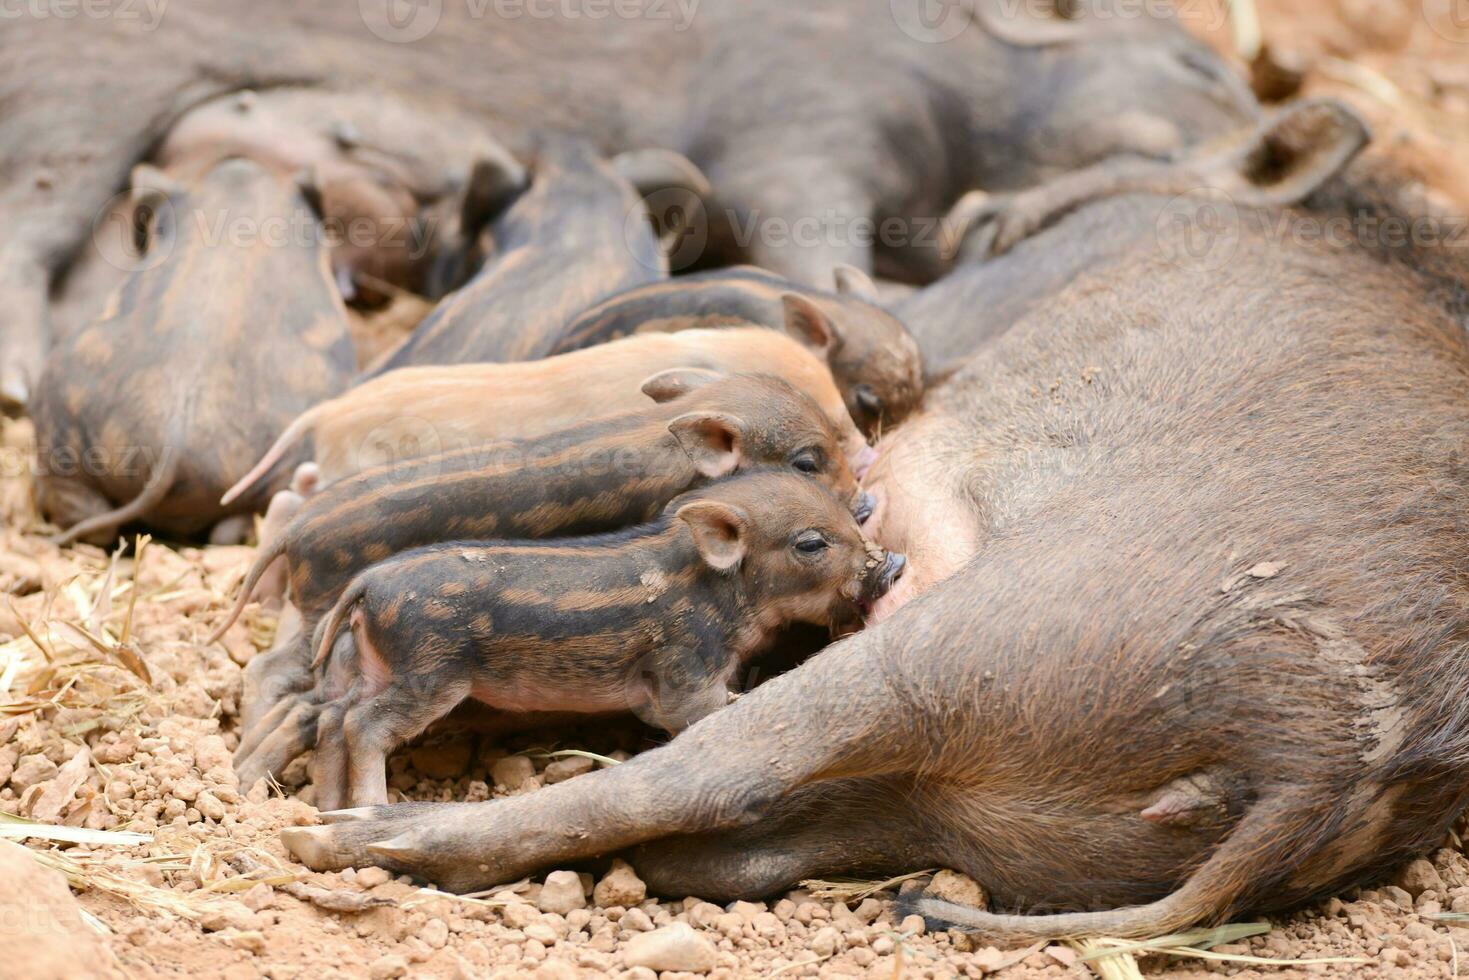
[622,922,718,973]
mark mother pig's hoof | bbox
[280,824,418,874]
[281,802,492,890]
[280,826,359,871]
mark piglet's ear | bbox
[292,165,328,220]
[1223,98,1370,208]
[640,367,723,404]
[129,164,180,254]
[668,411,745,479]
[458,147,530,238]
[676,500,749,571]
[832,264,880,303]
[781,293,838,353]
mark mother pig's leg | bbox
[282,638,914,891]
[628,775,942,901]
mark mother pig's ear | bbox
[676,500,749,571]
[640,367,724,403]
[668,411,745,479]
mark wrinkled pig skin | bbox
[31,159,356,544]
[0,0,1257,410]
[283,164,1469,942]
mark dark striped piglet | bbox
[306,471,904,809]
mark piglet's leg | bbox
[209,515,253,546]
[34,476,118,546]
[234,697,322,792]
[342,677,473,808]
[0,253,50,413]
[237,627,314,749]
[309,701,352,813]
[283,638,908,891]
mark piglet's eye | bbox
[794,531,829,554]
[791,449,823,474]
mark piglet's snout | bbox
[864,552,907,603]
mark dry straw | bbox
[0,535,156,723]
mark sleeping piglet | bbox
[305,470,905,809]
[32,157,356,544]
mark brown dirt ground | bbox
[5,2,1469,978]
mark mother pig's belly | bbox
[861,412,984,625]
